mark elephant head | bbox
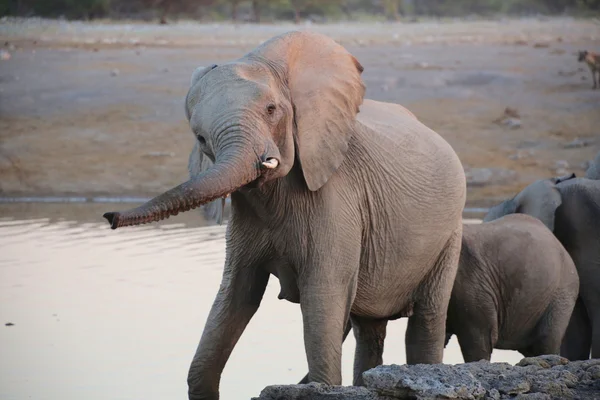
[103,31,365,229]
[483,173,576,232]
[585,151,600,180]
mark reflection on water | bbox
[0,204,522,400]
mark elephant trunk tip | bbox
[103,212,120,230]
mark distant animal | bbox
[101,30,467,399]
[578,50,600,89]
[445,214,579,362]
[484,173,600,361]
[298,214,579,382]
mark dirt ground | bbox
[0,17,599,208]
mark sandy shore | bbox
[0,17,599,208]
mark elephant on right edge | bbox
[484,173,600,360]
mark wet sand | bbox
[0,211,520,400]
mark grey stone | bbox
[464,167,517,187]
[252,382,379,400]
[362,363,487,399]
[253,357,600,400]
[563,138,593,149]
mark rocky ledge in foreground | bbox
[253,356,600,400]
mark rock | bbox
[563,138,592,149]
[533,42,550,48]
[5,322,14,326]
[502,118,521,129]
[362,363,487,399]
[509,149,535,160]
[254,357,600,400]
[252,382,378,400]
[110,68,120,77]
[464,167,517,187]
[518,356,569,369]
[142,151,175,158]
[0,50,10,60]
[554,160,569,175]
[493,107,522,129]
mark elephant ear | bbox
[185,64,218,120]
[253,31,366,191]
[483,198,518,222]
[186,64,225,225]
[514,179,563,232]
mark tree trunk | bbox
[293,6,300,24]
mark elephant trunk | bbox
[103,149,261,230]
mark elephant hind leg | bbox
[525,292,580,358]
[405,228,462,365]
[455,326,495,362]
[560,298,591,360]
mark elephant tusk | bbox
[261,158,279,169]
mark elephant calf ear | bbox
[271,32,366,191]
[483,199,518,222]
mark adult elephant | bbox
[102,31,466,399]
[484,174,600,361]
[299,214,579,383]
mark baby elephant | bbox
[446,214,579,362]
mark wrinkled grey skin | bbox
[102,31,467,399]
[584,151,600,180]
[445,214,579,362]
[483,174,600,361]
[299,214,579,382]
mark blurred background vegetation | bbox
[1,0,599,23]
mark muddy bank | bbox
[0,18,599,209]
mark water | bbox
[0,204,522,400]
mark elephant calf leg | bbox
[456,327,494,362]
[351,315,387,386]
[524,293,578,357]
[406,229,462,364]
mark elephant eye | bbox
[266,104,276,115]
[196,135,206,146]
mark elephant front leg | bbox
[187,263,269,400]
[299,261,359,385]
[351,315,387,386]
[298,318,353,384]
